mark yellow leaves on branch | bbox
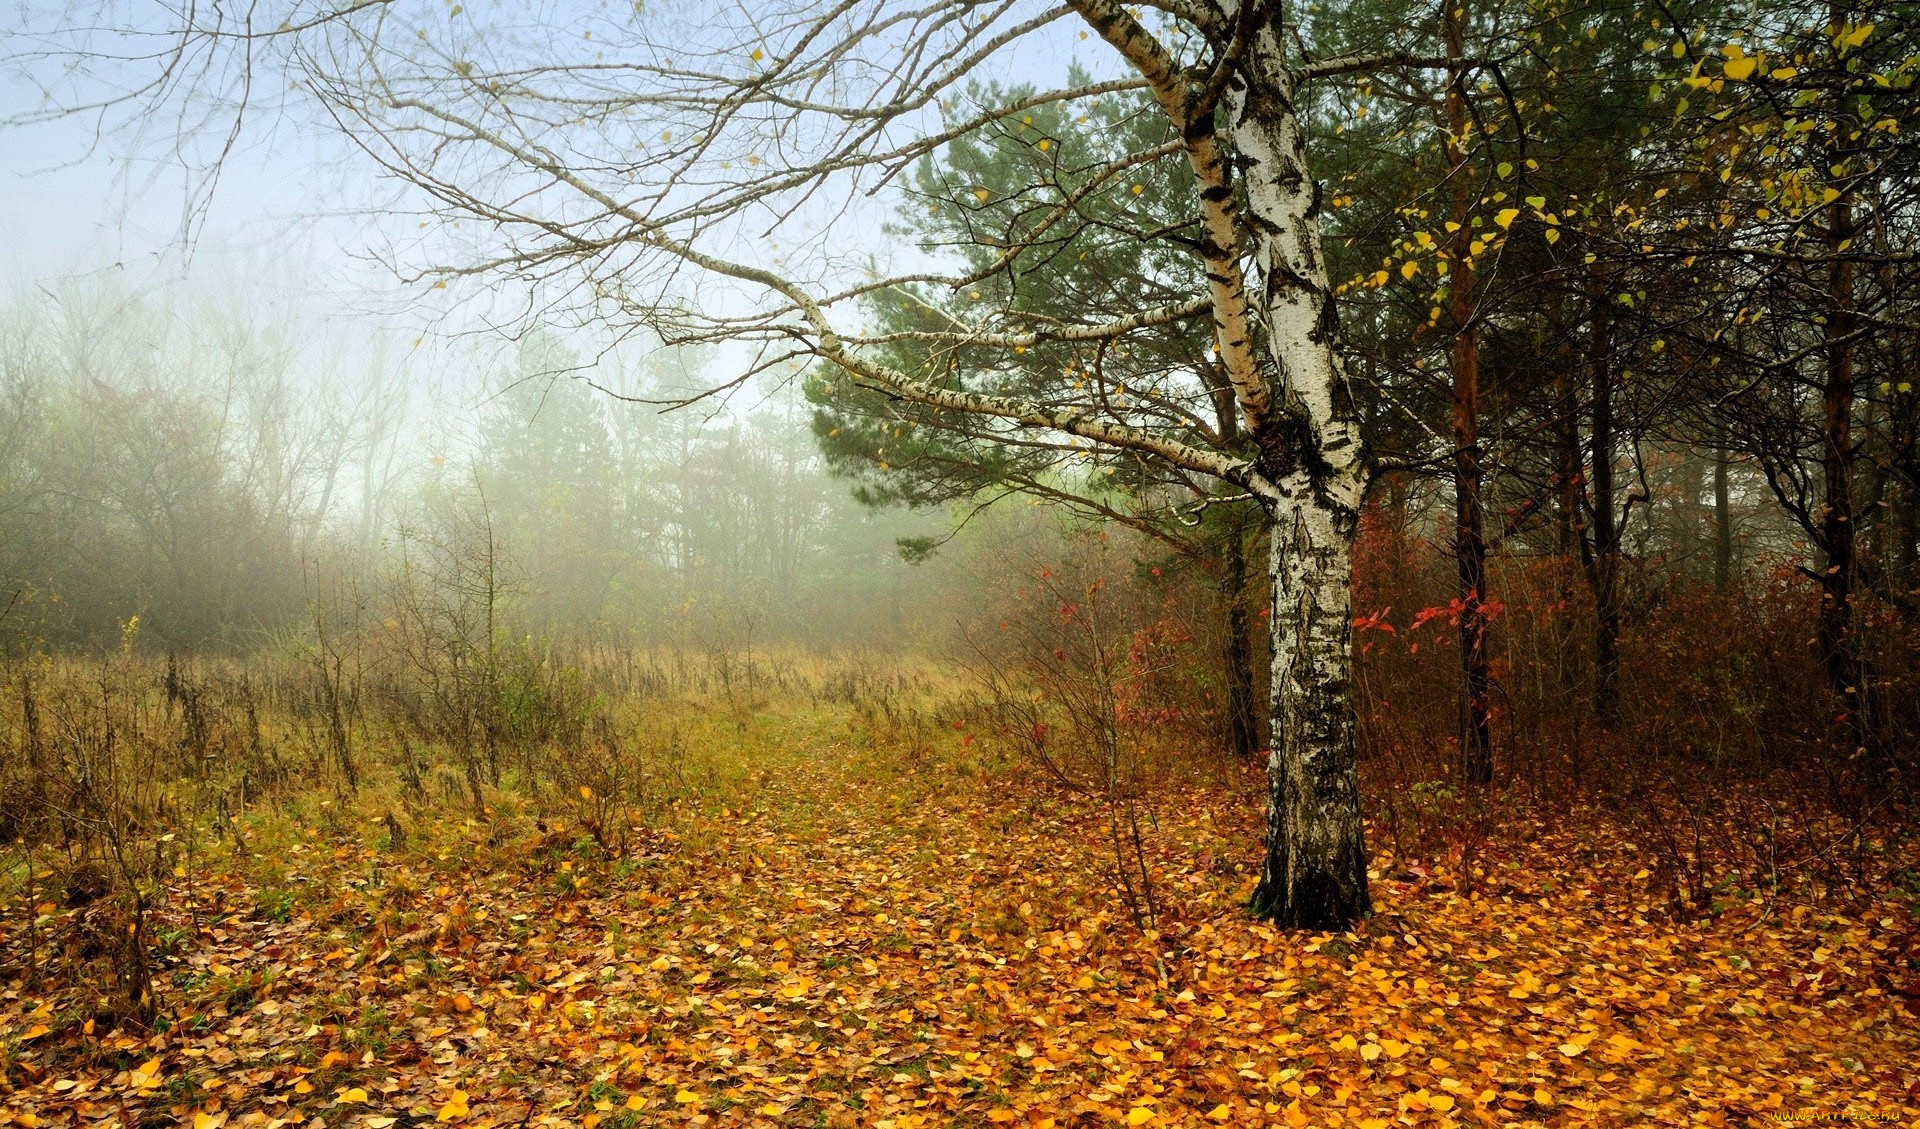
[1834,23,1874,50]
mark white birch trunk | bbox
[1231,29,1373,929]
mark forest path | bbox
[4,722,1916,1128]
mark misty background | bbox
[0,2,1099,660]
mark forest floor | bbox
[3,709,1918,1129]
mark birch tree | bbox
[15,0,1481,928]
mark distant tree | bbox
[474,336,629,636]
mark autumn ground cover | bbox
[3,677,1917,1129]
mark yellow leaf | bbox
[1558,1042,1586,1057]
[1399,261,1419,280]
[338,1088,369,1105]
[1495,208,1520,229]
[21,1024,49,1041]
[1126,1109,1155,1126]
[986,1113,1017,1124]
[625,1096,647,1111]
[1381,1039,1408,1058]
[1207,1105,1232,1121]
[320,1051,346,1070]
[1430,1095,1455,1112]
[675,1091,700,1105]
[579,785,593,800]
[130,1058,164,1089]
[1333,1034,1359,1051]
[1722,56,1757,81]
[1533,1087,1555,1107]
[974,188,990,203]
[1360,1042,1382,1061]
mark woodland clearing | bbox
[4,675,1915,1129]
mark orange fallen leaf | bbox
[129,1058,164,1089]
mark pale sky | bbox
[0,0,1115,397]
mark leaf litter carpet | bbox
[4,737,1916,1128]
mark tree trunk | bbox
[1443,4,1492,786]
[1819,166,1862,722]
[1585,292,1623,725]
[1230,35,1372,931]
[1714,435,1734,594]
[1248,498,1371,929]
[1221,517,1260,759]
[1549,294,1585,715]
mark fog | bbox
[0,2,1089,662]
[0,272,987,653]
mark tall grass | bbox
[0,637,964,1024]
